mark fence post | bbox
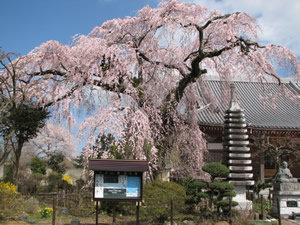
[52,197,56,225]
[268,188,272,206]
[62,190,66,208]
[170,199,174,225]
[113,203,117,224]
[260,194,264,219]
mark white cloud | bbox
[181,0,300,57]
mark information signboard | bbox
[287,201,298,207]
[94,173,141,200]
[89,159,148,201]
[89,159,148,224]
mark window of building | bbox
[264,155,275,169]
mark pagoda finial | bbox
[229,83,241,111]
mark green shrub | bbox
[216,199,238,207]
[209,182,235,193]
[61,179,74,192]
[75,179,85,190]
[99,201,135,217]
[201,162,237,217]
[47,171,63,192]
[202,162,229,181]
[253,181,272,199]
[48,152,66,174]
[30,156,47,175]
[17,173,44,195]
[0,181,18,220]
[142,180,186,223]
[181,177,208,212]
[2,162,14,183]
[253,197,272,214]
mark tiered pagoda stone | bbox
[224,84,254,210]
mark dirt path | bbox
[2,214,136,225]
[283,220,300,225]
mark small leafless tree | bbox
[253,134,300,176]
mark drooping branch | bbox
[137,50,187,76]
[43,82,85,108]
[30,69,67,77]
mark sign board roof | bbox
[88,159,149,172]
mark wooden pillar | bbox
[136,202,140,225]
[96,201,99,225]
[229,197,232,225]
[52,197,56,225]
[170,199,174,225]
[260,150,265,182]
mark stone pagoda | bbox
[223,84,254,210]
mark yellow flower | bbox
[62,175,72,184]
[0,181,18,195]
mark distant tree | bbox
[87,133,120,159]
[48,152,66,174]
[0,50,50,183]
[73,153,84,169]
[30,123,78,160]
[30,156,47,175]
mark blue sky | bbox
[1,0,300,58]
[0,0,158,56]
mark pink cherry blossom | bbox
[3,0,299,178]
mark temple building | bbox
[196,78,300,182]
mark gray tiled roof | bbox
[196,80,300,130]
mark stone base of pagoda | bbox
[231,185,253,211]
